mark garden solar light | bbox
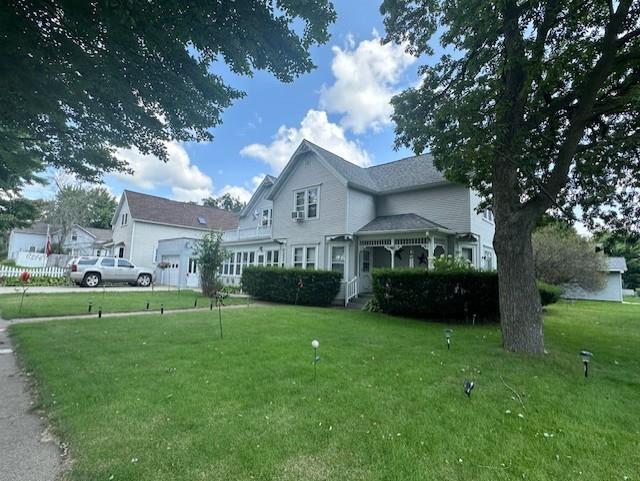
[580,350,593,378]
[194,297,198,308]
[463,379,475,397]
[88,301,92,313]
[444,329,453,350]
[312,339,320,382]
[98,306,102,318]
[146,300,150,310]
[160,304,164,315]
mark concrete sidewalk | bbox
[0,315,62,481]
[8,301,268,325]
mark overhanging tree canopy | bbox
[0,0,336,189]
[381,0,640,353]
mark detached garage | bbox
[563,257,628,302]
[155,237,201,289]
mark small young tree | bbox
[533,225,607,290]
[194,232,228,297]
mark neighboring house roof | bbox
[11,221,50,236]
[74,225,112,242]
[123,190,239,230]
[357,214,452,234]
[240,175,278,218]
[607,257,627,272]
[268,140,449,200]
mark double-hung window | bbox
[482,210,494,223]
[294,186,319,219]
[261,208,272,227]
[331,246,345,278]
[293,246,316,269]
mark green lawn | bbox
[0,290,246,319]
[9,301,640,480]
[624,295,640,303]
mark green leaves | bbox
[0,0,336,192]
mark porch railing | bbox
[344,276,359,307]
[222,226,272,242]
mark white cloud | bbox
[113,141,213,202]
[319,31,416,133]
[240,110,371,173]
[216,175,266,204]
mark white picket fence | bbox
[0,266,67,279]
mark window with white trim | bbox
[483,249,494,270]
[461,247,474,264]
[293,246,316,269]
[261,208,272,227]
[121,213,128,226]
[482,210,494,223]
[293,186,319,219]
[331,245,346,279]
[188,258,198,274]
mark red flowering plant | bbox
[18,271,31,313]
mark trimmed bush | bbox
[242,267,342,306]
[0,275,72,287]
[373,269,500,323]
[538,281,563,306]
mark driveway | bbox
[0,315,62,481]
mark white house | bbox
[220,140,496,304]
[7,221,49,259]
[59,224,112,257]
[563,257,628,302]
[108,190,238,268]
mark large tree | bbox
[0,0,335,193]
[86,187,117,229]
[203,193,246,213]
[381,0,640,353]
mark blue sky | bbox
[29,1,433,204]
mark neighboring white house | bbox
[220,140,497,304]
[107,190,238,269]
[59,224,112,257]
[563,257,628,302]
[7,221,49,259]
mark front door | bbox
[359,248,372,293]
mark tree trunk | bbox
[494,222,544,354]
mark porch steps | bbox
[345,293,374,310]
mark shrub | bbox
[193,232,228,297]
[0,259,16,267]
[372,269,500,323]
[537,281,563,306]
[432,255,476,272]
[0,275,72,287]
[242,267,342,306]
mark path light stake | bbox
[146,300,150,310]
[160,304,164,315]
[209,298,214,310]
[88,301,92,313]
[311,339,320,382]
[580,350,593,378]
[444,329,453,351]
[194,297,198,308]
[98,306,102,318]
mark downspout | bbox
[129,221,136,262]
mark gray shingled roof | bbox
[357,214,451,233]
[79,226,112,242]
[13,221,50,235]
[124,190,239,230]
[303,140,447,193]
[607,257,627,272]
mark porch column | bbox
[409,248,415,268]
[428,234,435,270]
[384,240,399,269]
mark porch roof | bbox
[357,214,452,234]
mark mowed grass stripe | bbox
[9,302,640,480]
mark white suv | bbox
[70,257,154,288]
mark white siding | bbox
[375,184,471,233]
[271,151,348,270]
[111,197,134,258]
[468,190,496,269]
[563,273,624,302]
[238,188,273,231]
[129,221,209,267]
[63,227,96,256]
[347,189,376,233]
[8,232,46,259]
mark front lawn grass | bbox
[624,295,640,303]
[0,290,245,319]
[9,301,640,480]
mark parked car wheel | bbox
[82,272,101,288]
[137,274,152,287]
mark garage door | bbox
[161,255,180,287]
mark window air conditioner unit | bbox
[291,211,305,222]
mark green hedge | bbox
[537,282,563,306]
[373,269,500,322]
[0,276,72,287]
[241,267,342,306]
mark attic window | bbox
[197,216,207,225]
